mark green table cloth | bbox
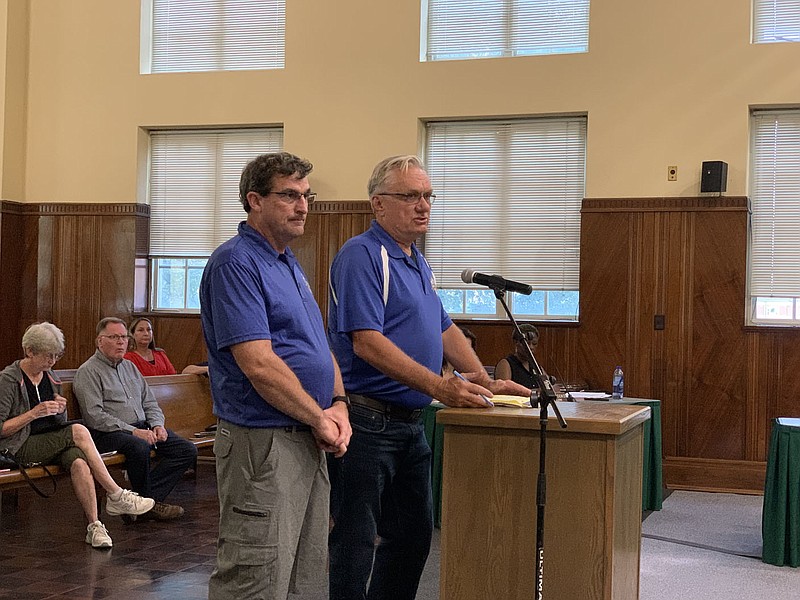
[605,397,663,511]
[422,396,663,528]
[422,402,446,528]
[762,418,800,567]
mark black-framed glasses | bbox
[100,334,128,342]
[375,191,436,204]
[266,190,317,205]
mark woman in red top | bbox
[124,318,177,376]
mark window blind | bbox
[149,128,283,257]
[424,117,586,289]
[753,0,800,43]
[424,0,590,61]
[147,0,285,73]
[750,110,800,298]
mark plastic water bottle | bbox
[612,366,624,399]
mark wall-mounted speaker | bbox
[701,161,728,193]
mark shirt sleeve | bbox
[0,376,19,434]
[206,259,271,350]
[330,243,386,334]
[73,365,136,433]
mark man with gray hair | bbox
[201,151,352,599]
[327,155,528,599]
[74,317,197,521]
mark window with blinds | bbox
[141,0,285,74]
[749,110,800,324]
[424,117,586,320]
[148,128,283,310]
[422,0,590,62]
[753,0,800,44]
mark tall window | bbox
[141,0,285,74]
[148,128,283,311]
[753,0,800,44]
[424,117,586,320]
[749,110,800,325]
[422,0,590,62]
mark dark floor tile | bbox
[1,464,219,599]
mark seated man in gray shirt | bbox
[74,317,197,520]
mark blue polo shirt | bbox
[328,220,452,409]
[200,221,335,428]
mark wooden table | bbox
[438,402,649,600]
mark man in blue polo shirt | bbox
[200,152,352,600]
[327,155,528,600]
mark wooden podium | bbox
[438,402,649,600]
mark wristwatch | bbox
[332,395,351,409]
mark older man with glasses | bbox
[74,316,197,521]
[326,155,529,600]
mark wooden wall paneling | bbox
[747,331,777,463]
[629,210,659,401]
[456,320,512,367]
[34,204,142,369]
[577,208,631,390]
[686,210,747,460]
[0,203,38,368]
[775,330,800,426]
[291,201,373,325]
[662,211,692,458]
[150,315,206,373]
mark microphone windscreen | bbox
[460,269,475,285]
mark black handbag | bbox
[0,448,57,498]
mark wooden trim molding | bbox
[582,196,749,213]
[310,200,372,214]
[1,200,150,218]
[663,456,766,495]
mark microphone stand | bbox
[492,287,567,600]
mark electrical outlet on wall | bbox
[667,166,678,181]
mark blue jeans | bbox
[328,403,433,600]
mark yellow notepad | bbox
[490,395,533,408]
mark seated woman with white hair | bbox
[0,322,155,548]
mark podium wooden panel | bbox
[438,402,649,600]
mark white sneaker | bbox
[86,521,113,548]
[105,489,156,516]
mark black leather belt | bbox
[283,425,311,433]
[349,394,423,423]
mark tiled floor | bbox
[0,463,220,600]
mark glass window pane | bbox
[755,297,795,320]
[546,291,580,317]
[187,266,205,310]
[465,289,496,314]
[513,291,545,315]
[437,289,464,314]
[157,264,187,309]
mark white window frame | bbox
[147,127,283,312]
[748,109,800,326]
[421,0,590,62]
[423,116,586,321]
[752,0,800,44]
[141,0,286,74]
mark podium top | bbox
[436,401,650,436]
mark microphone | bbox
[460,269,533,295]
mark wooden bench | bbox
[0,373,216,499]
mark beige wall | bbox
[0,0,28,200]
[7,0,800,204]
